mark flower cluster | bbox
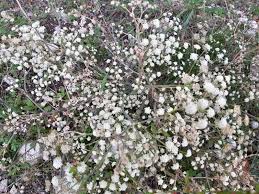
[0,0,258,193]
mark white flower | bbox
[182,138,188,147]
[111,174,120,183]
[77,162,87,173]
[194,44,201,50]
[144,107,152,114]
[183,42,189,49]
[172,163,179,170]
[200,60,208,73]
[119,183,127,191]
[216,96,227,108]
[115,123,122,134]
[53,157,62,169]
[198,98,209,110]
[185,102,198,115]
[61,144,70,154]
[158,96,165,104]
[204,81,219,96]
[207,107,215,118]
[186,149,192,157]
[218,118,228,129]
[194,118,208,129]
[109,183,116,191]
[190,53,198,61]
[177,52,183,59]
[142,23,149,30]
[51,176,59,187]
[176,153,183,160]
[165,141,178,155]
[99,180,107,188]
[141,38,149,46]
[154,48,161,55]
[157,108,165,116]
[153,19,160,28]
[160,154,170,163]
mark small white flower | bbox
[186,149,192,157]
[141,38,149,46]
[153,19,160,28]
[160,154,170,163]
[165,141,178,155]
[177,52,183,59]
[185,102,198,115]
[77,162,87,173]
[142,23,149,30]
[111,174,120,183]
[218,117,228,129]
[207,107,215,118]
[198,98,209,110]
[176,153,183,160]
[51,176,59,187]
[183,42,189,49]
[190,53,198,61]
[216,96,227,108]
[182,138,188,147]
[204,81,219,96]
[194,44,201,50]
[172,163,179,170]
[115,123,122,134]
[194,118,208,129]
[144,107,152,114]
[120,183,127,191]
[53,157,62,169]
[99,180,107,188]
[157,108,165,116]
[158,96,165,104]
[200,60,208,73]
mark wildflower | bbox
[218,118,228,129]
[204,81,219,96]
[198,98,209,110]
[99,180,108,188]
[185,102,198,115]
[190,53,198,61]
[194,118,208,129]
[165,141,178,155]
[207,108,215,118]
[53,157,62,169]
[186,149,192,157]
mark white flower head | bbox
[186,149,192,157]
[165,141,178,155]
[157,108,165,116]
[185,102,198,115]
[216,96,227,108]
[198,98,209,110]
[194,118,208,129]
[51,176,59,187]
[204,81,219,96]
[207,107,215,118]
[53,157,62,169]
[218,117,228,129]
[190,53,198,61]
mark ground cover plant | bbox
[0,0,258,193]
